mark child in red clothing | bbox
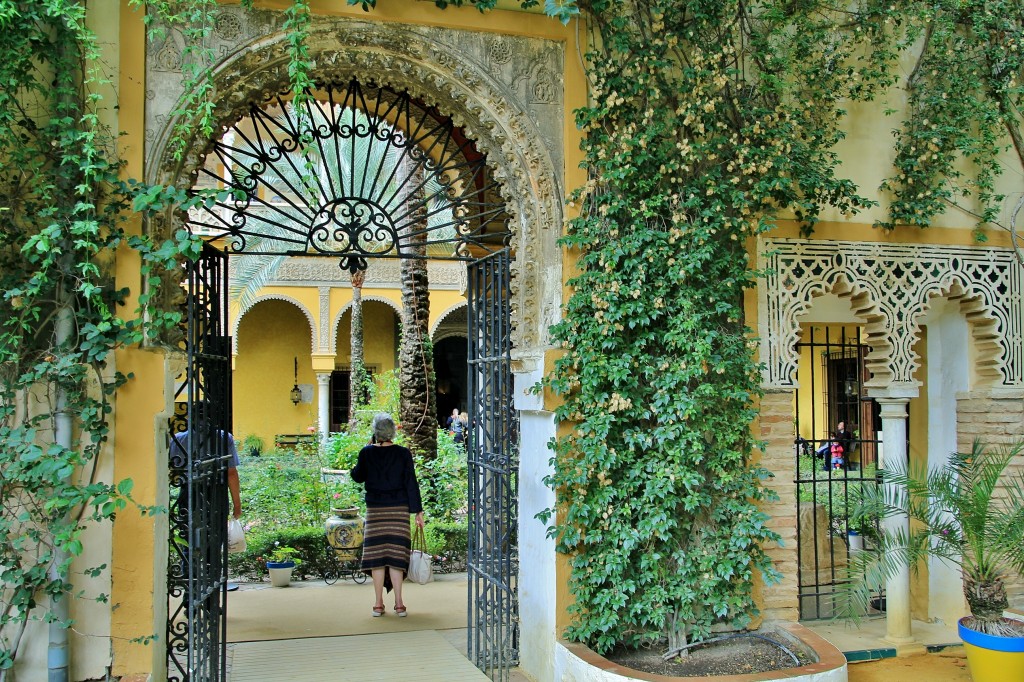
[829,432,845,470]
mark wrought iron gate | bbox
[794,325,883,620]
[467,248,519,681]
[167,244,232,682]
[175,78,517,680]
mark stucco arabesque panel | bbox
[759,238,1024,389]
[144,8,564,361]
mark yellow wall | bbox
[110,1,166,678]
[335,300,400,369]
[232,284,467,447]
[234,300,319,444]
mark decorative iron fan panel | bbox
[188,79,511,273]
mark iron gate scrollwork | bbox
[187,78,510,274]
[168,244,232,682]
[467,248,519,682]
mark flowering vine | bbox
[539,0,904,654]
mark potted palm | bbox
[846,439,1024,682]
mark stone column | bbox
[878,397,915,647]
[316,372,331,437]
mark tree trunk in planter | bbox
[964,575,1009,624]
[398,163,437,460]
[349,269,368,428]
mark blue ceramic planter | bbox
[265,560,296,570]
[958,617,1024,682]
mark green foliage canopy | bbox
[0,0,203,670]
[539,0,907,654]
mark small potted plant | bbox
[265,543,301,587]
[845,439,1024,682]
[241,433,265,458]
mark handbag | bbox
[408,526,433,585]
[227,517,247,554]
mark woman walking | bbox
[350,413,425,617]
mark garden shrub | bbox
[228,525,337,582]
[423,520,469,572]
[417,429,468,523]
[237,448,342,534]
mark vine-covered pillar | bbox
[875,394,918,650]
[757,389,800,622]
[110,4,167,679]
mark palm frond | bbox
[228,236,287,310]
[836,438,1024,622]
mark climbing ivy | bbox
[538,0,907,655]
[879,3,1024,253]
[0,1,207,672]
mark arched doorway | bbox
[167,78,521,682]
[433,305,470,427]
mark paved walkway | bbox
[228,631,490,682]
[226,573,528,681]
[225,573,975,681]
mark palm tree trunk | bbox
[348,270,367,428]
[398,164,437,459]
[963,575,1009,625]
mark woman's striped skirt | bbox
[360,505,411,575]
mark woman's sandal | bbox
[394,605,407,617]
[372,605,385,617]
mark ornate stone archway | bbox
[145,11,566,679]
[759,238,1024,390]
[144,7,565,361]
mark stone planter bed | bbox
[555,623,847,682]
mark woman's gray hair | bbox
[371,413,396,442]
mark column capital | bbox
[865,382,918,401]
[877,398,910,420]
[315,372,331,385]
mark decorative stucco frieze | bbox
[318,286,331,353]
[270,257,464,289]
[759,238,1023,389]
[145,8,563,359]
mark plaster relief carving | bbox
[145,9,564,359]
[318,286,330,352]
[214,12,243,41]
[760,238,1023,389]
[270,257,464,289]
[154,40,182,71]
